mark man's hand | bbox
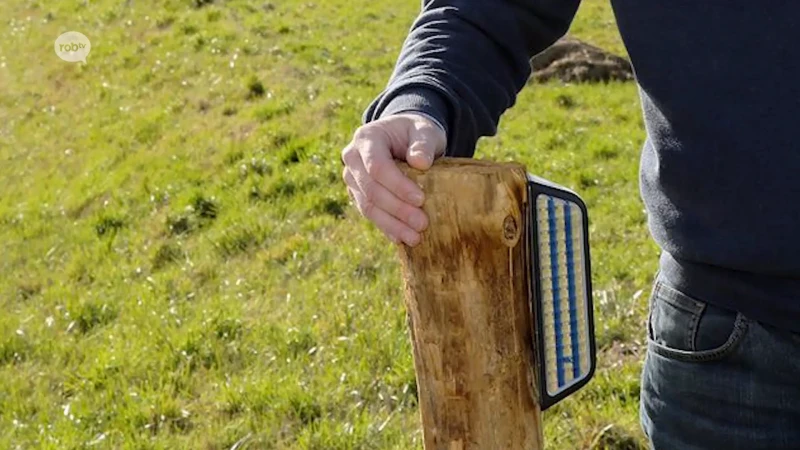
[342,113,447,246]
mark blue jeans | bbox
[641,275,800,449]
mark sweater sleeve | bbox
[363,0,582,157]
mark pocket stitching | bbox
[654,282,704,315]
[647,313,749,363]
[649,281,705,351]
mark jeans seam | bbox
[647,313,749,362]
[686,307,698,350]
[688,302,706,351]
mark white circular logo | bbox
[54,31,91,63]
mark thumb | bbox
[406,120,446,171]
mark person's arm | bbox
[364,0,582,156]
[343,0,581,246]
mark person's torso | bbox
[612,0,800,330]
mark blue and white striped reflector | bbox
[536,194,592,397]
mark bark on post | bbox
[397,158,543,450]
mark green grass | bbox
[0,0,655,448]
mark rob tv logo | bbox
[54,31,91,63]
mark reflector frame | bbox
[526,174,596,411]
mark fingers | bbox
[347,187,421,246]
[341,113,447,247]
[354,128,425,207]
[342,154,425,246]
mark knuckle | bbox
[414,121,445,142]
[353,125,376,142]
[365,159,386,179]
[415,121,435,134]
[341,146,357,165]
[417,124,443,143]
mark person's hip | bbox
[640,273,800,449]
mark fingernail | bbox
[408,192,424,206]
[409,213,427,232]
[403,231,420,246]
[410,145,433,165]
[417,150,434,166]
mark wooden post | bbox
[397,158,543,450]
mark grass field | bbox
[0,1,657,448]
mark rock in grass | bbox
[530,36,633,83]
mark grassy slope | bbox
[0,0,655,448]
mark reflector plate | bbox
[527,175,596,410]
[536,195,592,396]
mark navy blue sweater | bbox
[365,1,800,332]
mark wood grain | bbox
[397,158,543,450]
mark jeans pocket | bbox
[647,281,749,362]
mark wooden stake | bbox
[397,158,543,450]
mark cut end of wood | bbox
[397,157,529,252]
[398,157,527,178]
